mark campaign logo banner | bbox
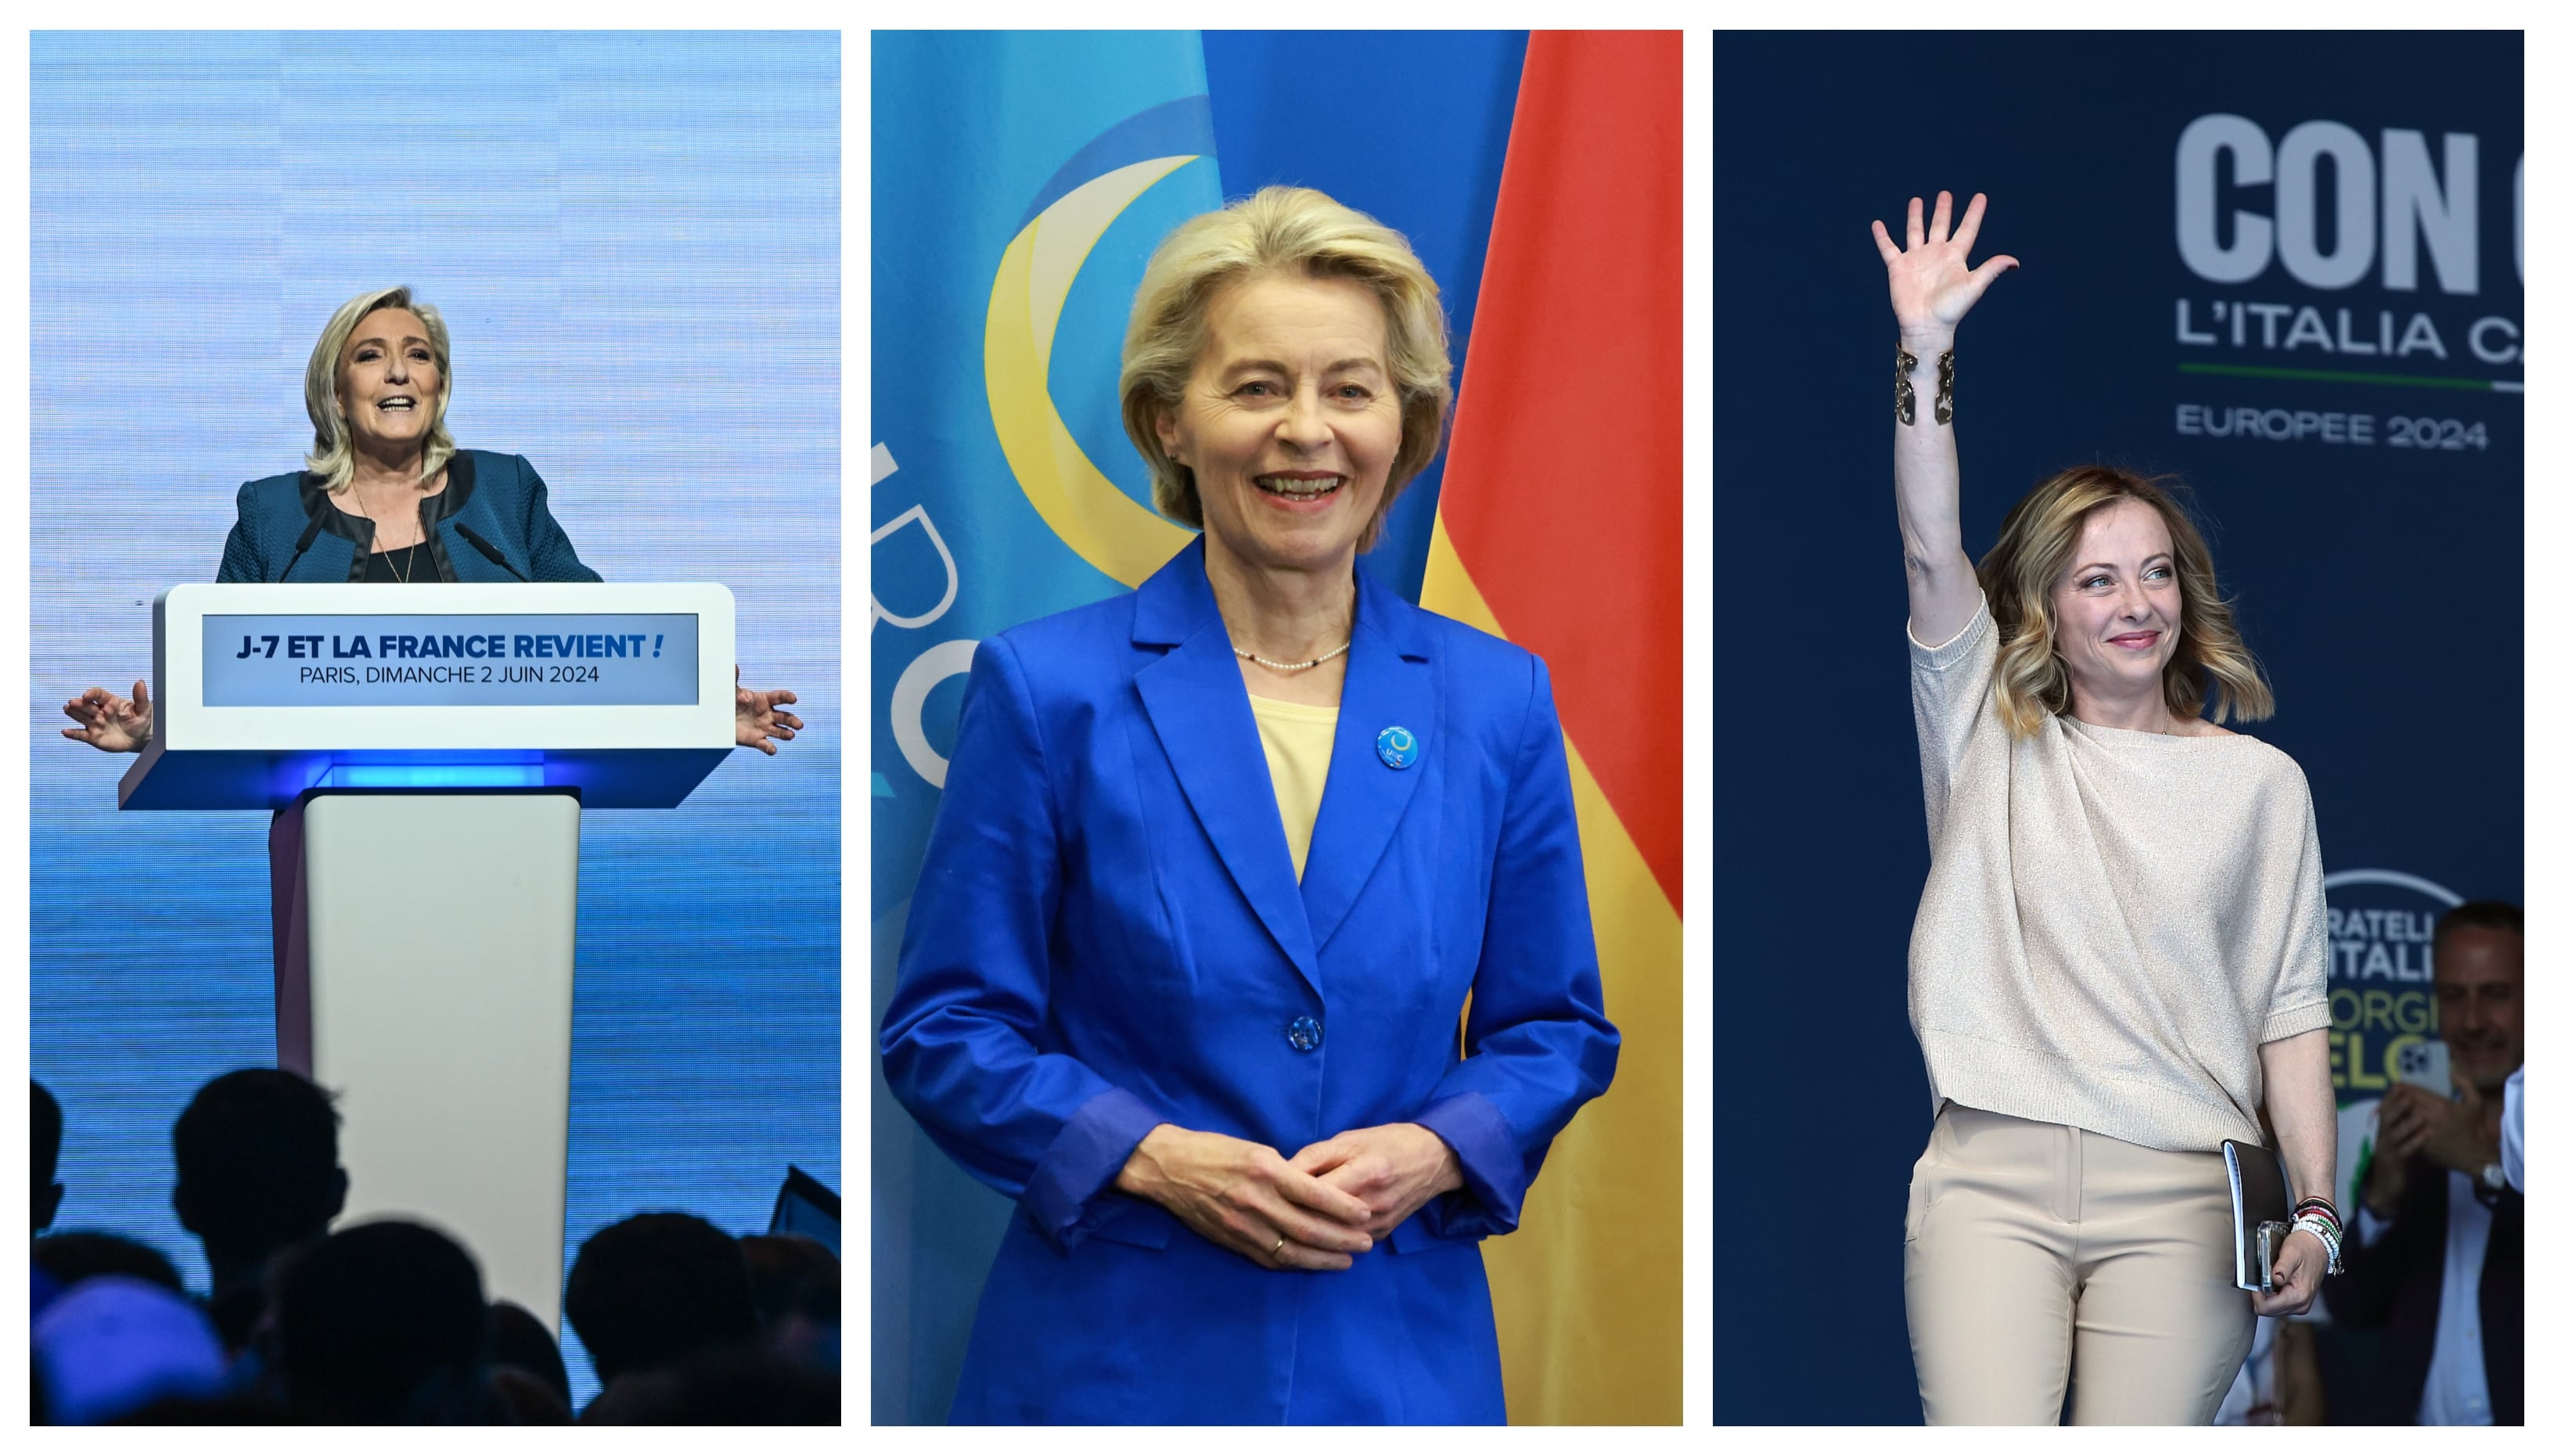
[2322,867,2462,1102]
[203,613,701,707]
[2169,112,2521,453]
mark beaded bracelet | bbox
[2288,1208,2344,1277]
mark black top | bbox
[362,542,436,584]
[314,455,478,583]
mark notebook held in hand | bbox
[2221,1138,2292,1291]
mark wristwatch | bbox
[2480,1162,2507,1193]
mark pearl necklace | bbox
[1234,642,1350,672]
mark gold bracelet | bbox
[1894,347,1917,426]
[1934,348,1955,425]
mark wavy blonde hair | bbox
[303,286,456,494]
[1975,466,2274,737]
[1119,186,1452,552]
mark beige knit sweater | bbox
[1908,600,2331,1153]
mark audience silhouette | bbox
[489,1296,574,1407]
[171,1069,348,1354]
[741,1231,842,1373]
[27,1073,838,1425]
[274,1221,490,1423]
[580,1344,841,1425]
[33,1231,186,1296]
[565,1212,761,1398]
[35,1077,65,1232]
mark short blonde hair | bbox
[304,286,456,494]
[1119,186,1451,552]
[1975,466,2274,737]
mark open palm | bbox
[61,680,152,753]
[1872,191,2019,339]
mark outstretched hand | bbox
[1872,191,2020,342]
[735,666,802,755]
[62,680,153,753]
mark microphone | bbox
[454,523,531,581]
[279,514,328,582]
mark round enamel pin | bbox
[1376,725,1417,770]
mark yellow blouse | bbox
[1247,694,1339,881]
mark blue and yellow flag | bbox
[870,31,1221,1422]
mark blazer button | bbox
[1286,1016,1324,1052]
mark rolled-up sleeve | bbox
[879,635,1164,1249]
[1412,654,1620,1241]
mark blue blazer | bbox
[215,451,601,583]
[880,538,1619,1424]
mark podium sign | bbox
[121,583,741,1332]
[203,611,703,706]
[121,582,736,810]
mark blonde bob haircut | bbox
[304,286,456,494]
[1974,465,2275,738]
[1119,186,1452,552]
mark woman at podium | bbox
[62,286,800,754]
[880,189,1620,1423]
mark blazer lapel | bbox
[1131,542,1322,994]
[1299,561,1436,954]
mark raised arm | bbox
[1872,192,2016,646]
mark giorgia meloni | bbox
[880,188,1620,1424]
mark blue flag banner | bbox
[871,30,1225,1422]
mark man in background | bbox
[564,1211,759,1412]
[2326,901,2523,1424]
[172,1068,349,1354]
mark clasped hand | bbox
[1117,1122,1461,1271]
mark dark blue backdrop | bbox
[1713,31,2520,1424]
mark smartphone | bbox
[2395,1039,2455,1098]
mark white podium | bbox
[120,584,736,1333]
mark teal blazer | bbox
[215,450,600,584]
[880,537,1619,1423]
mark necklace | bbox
[351,474,427,582]
[1233,642,1350,672]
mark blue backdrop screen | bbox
[30,31,840,1406]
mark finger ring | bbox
[1270,1236,1286,1257]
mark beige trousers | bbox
[1903,1103,2254,1425]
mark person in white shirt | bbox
[2326,901,2523,1424]
[2500,1063,2523,1193]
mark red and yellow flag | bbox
[1421,29,1682,1425]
